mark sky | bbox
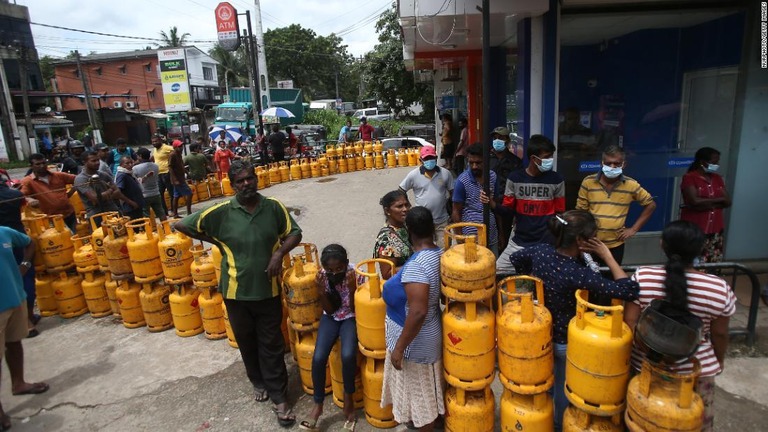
[17,0,391,58]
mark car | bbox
[380,136,434,151]
[398,124,436,144]
[288,124,327,141]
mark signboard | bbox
[158,49,192,112]
[277,80,294,89]
[215,2,240,51]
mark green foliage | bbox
[156,27,190,48]
[303,110,347,141]
[360,3,433,118]
[208,43,250,90]
[39,55,55,92]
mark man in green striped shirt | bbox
[176,160,301,427]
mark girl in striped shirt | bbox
[624,220,735,432]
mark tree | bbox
[209,43,250,92]
[156,27,190,48]
[360,3,433,118]
[39,55,56,92]
[263,24,356,101]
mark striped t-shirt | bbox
[501,169,565,246]
[452,169,498,246]
[383,248,442,364]
[630,267,736,376]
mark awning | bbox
[16,116,74,129]
[125,109,167,120]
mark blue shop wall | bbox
[558,12,744,232]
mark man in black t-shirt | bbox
[267,124,286,162]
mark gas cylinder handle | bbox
[497,275,541,322]
[355,258,393,299]
[444,222,487,248]
[574,289,625,337]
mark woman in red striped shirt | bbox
[624,220,735,432]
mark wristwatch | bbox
[20,261,32,268]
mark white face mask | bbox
[535,157,554,172]
[602,164,623,179]
[704,163,719,173]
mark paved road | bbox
[3,166,766,431]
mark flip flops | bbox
[342,418,357,431]
[253,387,269,402]
[272,405,295,428]
[298,418,319,431]
[12,382,49,396]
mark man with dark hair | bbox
[109,138,137,176]
[60,140,85,175]
[357,117,375,142]
[169,141,193,218]
[174,160,302,428]
[133,148,166,221]
[267,124,286,163]
[496,134,565,275]
[452,143,500,255]
[94,143,114,180]
[184,143,209,182]
[151,134,175,216]
[20,154,78,232]
[114,156,144,220]
[73,151,126,218]
[576,144,656,265]
[489,127,523,250]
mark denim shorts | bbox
[173,182,193,198]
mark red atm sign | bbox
[215,2,240,51]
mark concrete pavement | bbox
[2,166,767,431]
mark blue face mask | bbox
[602,164,623,179]
[492,139,506,151]
[704,163,719,173]
[422,159,437,170]
[535,157,554,172]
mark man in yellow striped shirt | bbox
[576,145,656,264]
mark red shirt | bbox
[214,148,236,173]
[680,171,726,234]
[359,123,375,141]
[20,171,77,217]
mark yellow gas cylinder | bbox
[329,341,364,409]
[317,154,328,169]
[445,386,495,432]
[116,278,145,328]
[104,271,121,316]
[373,141,383,153]
[80,271,111,317]
[52,271,87,318]
[337,156,348,173]
[363,142,373,154]
[310,158,320,178]
[156,219,194,284]
[294,329,332,395]
[198,287,226,340]
[281,304,290,351]
[374,152,384,170]
[397,149,408,167]
[500,390,554,432]
[353,142,363,155]
[211,244,222,282]
[90,211,119,272]
[207,174,223,197]
[364,153,374,170]
[346,143,356,156]
[496,276,554,393]
[187,180,199,204]
[625,360,703,432]
[300,158,311,179]
[195,179,210,201]
[565,290,633,416]
[278,161,290,182]
[221,174,235,196]
[355,154,365,171]
[139,280,173,332]
[34,272,58,316]
[320,165,330,177]
[268,163,281,184]
[68,187,86,215]
[354,259,391,358]
[283,244,322,328]
[72,234,100,273]
[290,159,302,180]
[169,284,204,337]
[22,213,47,272]
[441,223,496,301]
[103,216,134,279]
[286,317,297,360]
[328,156,338,174]
[408,148,419,166]
[361,356,396,428]
[190,244,218,288]
[254,165,266,189]
[222,301,238,348]
[37,214,75,272]
[385,149,396,168]
[125,218,163,283]
[443,299,496,390]
[75,212,91,237]
[563,407,623,432]
[326,144,336,158]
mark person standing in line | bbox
[452,118,469,174]
[576,145,656,266]
[357,117,375,142]
[132,148,166,222]
[185,143,209,182]
[381,206,444,431]
[151,134,175,216]
[299,244,359,432]
[60,140,86,175]
[73,151,126,220]
[372,190,413,280]
[489,128,523,251]
[440,113,456,171]
[268,124,287,163]
[496,135,565,276]
[452,143,500,255]
[285,127,298,158]
[175,160,302,428]
[109,138,137,176]
[680,147,732,264]
[492,126,523,160]
[624,221,734,432]
[169,141,193,218]
[20,154,78,232]
[399,146,453,246]
[94,143,114,180]
[114,157,145,220]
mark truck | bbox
[216,87,305,135]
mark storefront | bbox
[400,0,766,263]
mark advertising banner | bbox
[215,2,240,51]
[158,49,192,112]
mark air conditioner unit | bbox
[113,101,123,108]
[125,101,136,109]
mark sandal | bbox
[342,418,357,431]
[253,387,269,402]
[298,418,319,431]
[272,405,296,428]
[12,382,49,396]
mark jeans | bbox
[158,173,173,215]
[552,342,568,432]
[312,314,358,404]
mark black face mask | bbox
[327,272,346,286]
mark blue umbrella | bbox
[260,107,296,118]
[209,125,243,142]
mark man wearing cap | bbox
[357,117,375,142]
[169,140,193,218]
[151,134,175,216]
[490,127,523,250]
[94,143,114,180]
[399,145,454,245]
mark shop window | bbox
[203,66,213,81]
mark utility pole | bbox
[75,50,103,144]
[480,0,491,244]
[17,44,34,158]
[244,12,264,136]
[335,63,340,110]
[0,57,24,160]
